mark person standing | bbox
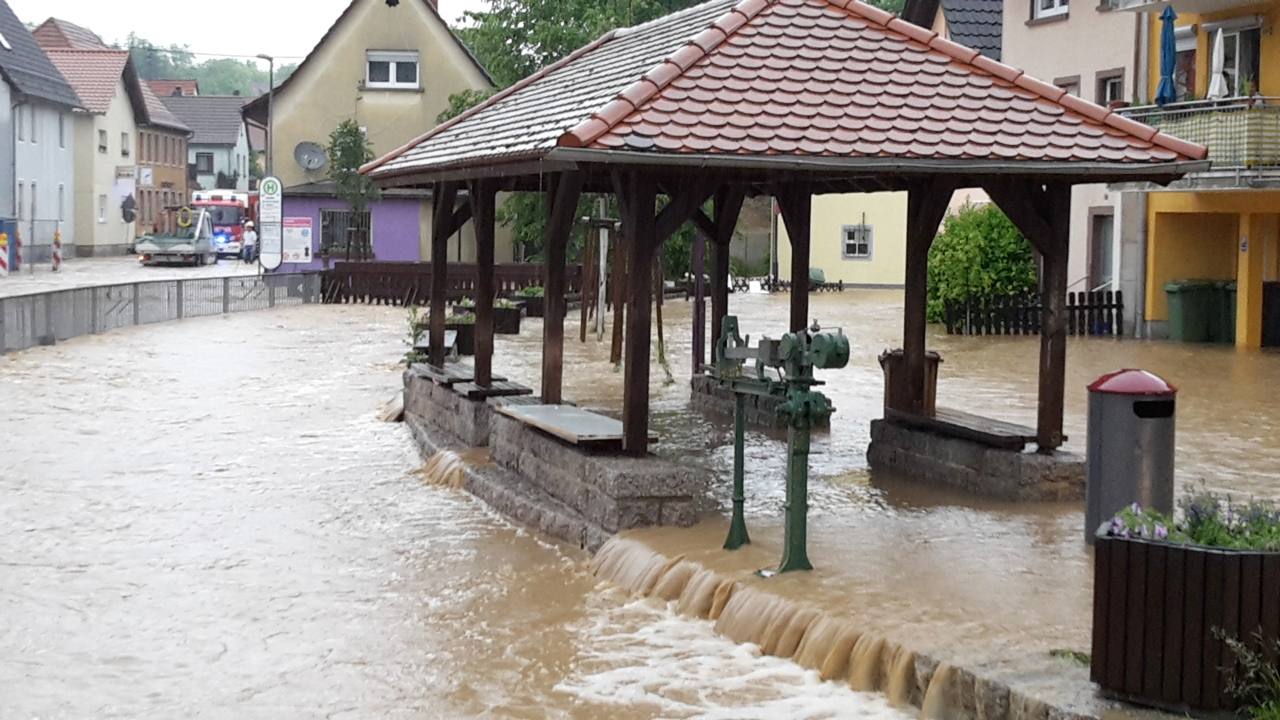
[242,221,259,263]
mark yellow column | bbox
[1236,214,1267,348]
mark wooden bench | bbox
[494,403,657,452]
[452,380,532,400]
[884,406,1053,451]
[412,363,507,387]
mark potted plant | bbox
[1092,492,1280,714]
[493,297,523,335]
[445,312,476,356]
[516,285,545,318]
[452,296,476,316]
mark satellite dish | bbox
[294,141,327,171]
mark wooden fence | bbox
[726,277,846,293]
[943,291,1124,337]
[321,261,583,306]
[1092,536,1280,713]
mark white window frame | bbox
[195,152,214,174]
[1034,0,1069,19]
[365,50,420,90]
[121,132,131,158]
[16,105,24,142]
[98,194,107,223]
[16,182,23,220]
[98,129,108,154]
[841,224,874,260]
[58,113,66,148]
[29,106,35,144]
[30,181,36,221]
[58,184,65,222]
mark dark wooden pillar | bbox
[622,174,658,455]
[470,179,498,386]
[429,181,459,367]
[704,187,744,351]
[902,179,953,414]
[692,229,706,374]
[776,187,812,333]
[984,180,1072,452]
[542,172,583,404]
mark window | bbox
[58,113,66,148]
[366,50,420,89]
[98,129,108,154]
[1096,70,1124,105]
[841,224,873,260]
[16,182,23,220]
[1220,27,1262,96]
[1054,75,1080,97]
[1033,0,1068,19]
[1175,32,1197,101]
[320,209,373,260]
[121,132,131,157]
[196,152,214,173]
[30,182,35,221]
[16,105,23,141]
[98,194,108,223]
[58,184,65,222]
[28,107,35,144]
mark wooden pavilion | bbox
[362,0,1207,457]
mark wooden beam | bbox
[429,181,459,367]
[1037,183,1071,453]
[622,174,658,456]
[692,228,707,374]
[654,179,717,242]
[902,177,955,414]
[689,208,717,239]
[983,179,1055,256]
[776,186,812,333]
[709,187,745,349]
[469,179,498,387]
[541,171,584,404]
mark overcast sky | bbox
[10,0,488,67]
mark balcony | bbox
[1112,0,1270,13]
[1117,98,1280,171]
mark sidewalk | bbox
[0,256,261,299]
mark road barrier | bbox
[0,272,322,354]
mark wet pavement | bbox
[0,256,259,299]
[4,290,1278,718]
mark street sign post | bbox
[259,176,284,271]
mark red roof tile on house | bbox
[139,82,190,133]
[366,0,1205,181]
[148,79,199,97]
[33,18,107,50]
[43,49,131,115]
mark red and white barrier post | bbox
[0,233,9,277]
[52,230,62,272]
[14,228,22,273]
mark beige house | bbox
[776,193,910,287]
[243,0,509,267]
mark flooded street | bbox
[0,305,913,719]
[3,290,1278,717]
[0,256,258,299]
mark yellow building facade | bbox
[776,192,909,288]
[1132,0,1280,347]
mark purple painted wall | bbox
[278,196,422,272]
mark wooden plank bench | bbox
[884,406,1052,451]
[412,363,507,387]
[494,403,657,452]
[452,380,532,400]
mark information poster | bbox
[282,217,313,263]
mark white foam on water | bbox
[557,592,916,720]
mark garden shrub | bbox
[925,203,1038,323]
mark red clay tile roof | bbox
[365,0,1206,183]
[139,82,190,133]
[44,49,132,115]
[33,18,108,50]
[149,79,199,97]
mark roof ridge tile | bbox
[560,0,774,149]
[885,17,937,46]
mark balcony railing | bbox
[1117,97,1280,169]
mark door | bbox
[1263,282,1280,348]
[1089,212,1115,292]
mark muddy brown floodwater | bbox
[0,304,914,719]
[3,290,1277,718]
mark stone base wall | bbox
[403,367,492,447]
[490,415,702,533]
[867,419,1085,501]
[690,374,789,429]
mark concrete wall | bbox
[776,192,908,287]
[278,194,426,271]
[72,78,138,256]
[1002,0,1140,295]
[13,99,76,253]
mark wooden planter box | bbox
[444,322,475,356]
[494,306,522,335]
[1092,535,1280,713]
[518,296,545,318]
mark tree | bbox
[436,89,497,124]
[327,120,379,214]
[126,34,293,98]
[925,203,1038,323]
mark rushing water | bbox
[3,290,1277,718]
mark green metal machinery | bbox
[713,315,849,573]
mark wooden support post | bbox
[622,174,658,456]
[581,217,595,344]
[609,233,626,364]
[703,187,744,351]
[902,179,953,415]
[984,179,1072,452]
[542,172,584,404]
[470,179,497,387]
[429,181,459,367]
[692,229,706,374]
[776,187,813,333]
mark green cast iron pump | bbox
[714,316,849,573]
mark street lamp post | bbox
[256,54,274,178]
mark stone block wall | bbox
[489,415,703,533]
[402,368,492,447]
[690,374,790,429]
[867,419,1085,502]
